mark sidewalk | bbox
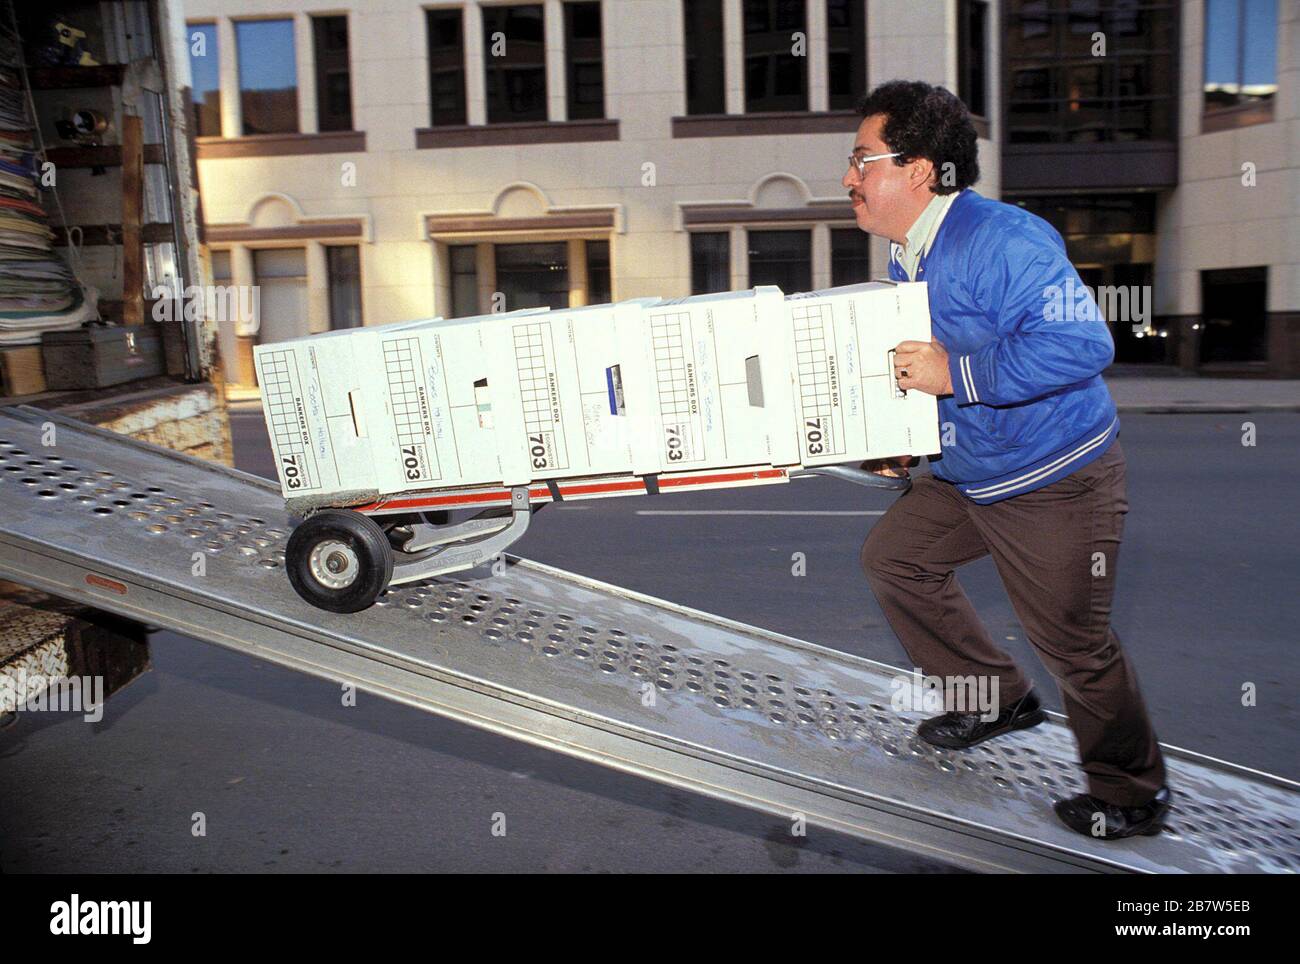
[1105,376,1300,413]
[225,378,1300,414]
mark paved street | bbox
[2,405,1295,872]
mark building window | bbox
[744,0,808,113]
[830,228,870,286]
[449,245,479,318]
[427,8,468,127]
[236,19,298,135]
[586,239,611,303]
[748,229,811,292]
[683,1,726,114]
[1200,267,1267,364]
[1013,193,1156,239]
[312,16,353,132]
[957,0,989,117]
[690,232,730,294]
[483,4,547,124]
[495,242,569,309]
[565,3,605,120]
[210,249,232,282]
[826,1,866,111]
[1203,0,1277,117]
[327,246,362,329]
[187,24,221,137]
[252,247,308,344]
[1005,1,1176,144]
[1014,194,1160,363]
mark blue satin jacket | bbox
[888,189,1119,503]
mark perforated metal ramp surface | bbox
[0,405,1296,873]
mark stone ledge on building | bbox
[671,110,860,138]
[416,119,620,149]
[195,130,367,159]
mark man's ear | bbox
[908,157,936,193]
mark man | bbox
[844,81,1170,839]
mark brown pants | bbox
[860,440,1166,806]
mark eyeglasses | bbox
[847,151,901,177]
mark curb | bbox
[1115,403,1300,414]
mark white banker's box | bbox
[255,282,941,509]
[784,281,939,465]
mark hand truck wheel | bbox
[286,510,394,613]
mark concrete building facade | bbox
[999,0,1297,376]
[1159,0,1298,375]
[181,0,1296,381]
[182,0,1000,385]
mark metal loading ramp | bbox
[0,405,1295,874]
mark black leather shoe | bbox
[916,689,1046,749]
[1054,785,1172,839]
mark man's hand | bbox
[861,456,918,479]
[894,338,953,396]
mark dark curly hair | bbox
[855,81,980,195]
